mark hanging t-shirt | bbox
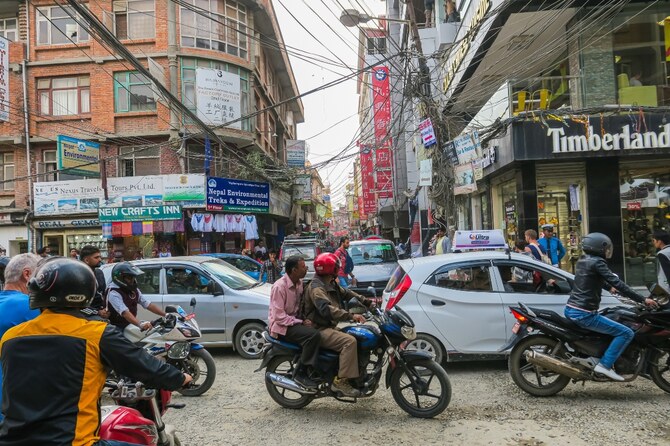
[191,213,204,232]
[232,215,245,232]
[213,214,226,232]
[224,215,236,232]
[244,215,259,240]
[202,214,214,232]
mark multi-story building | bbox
[0,0,303,257]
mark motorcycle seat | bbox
[528,307,594,334]
[263,332,339,358]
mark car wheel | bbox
[234,322,266,359]
[403,333,444,364]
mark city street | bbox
[165,349,670,446]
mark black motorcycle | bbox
[256,303,451,418]
[504,294,670,397]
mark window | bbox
[113,71,156,112]
[366,37,386,55]
[166,267,210,294]
[496,262,571,294]
[0,152,14,191]
[349,243,398,265]
[225,257,260,273]
[180,58,250,131]
[429,264,492,291]
[186,144,205,174]
[113,0,155,39]
[0,18,17,41]
[136,267,161,294]
[37,6,90,45]
[119,146,160,176]
[37,76,90,116]
[42,150,58,181]
[180,0,248,59]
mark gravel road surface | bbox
[162,349,669,446]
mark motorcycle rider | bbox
[301,253,372,397]
[106,262,165,331]
[564,232,658,381]
[652,230,670,294]
[0,257,192,446]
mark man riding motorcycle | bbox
[106,262,165,331]
[0,257,192,446]
[301,253,372,397]
[564,232,658,381]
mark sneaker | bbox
[594,363,625,381]
[294,373,318,389]
[331,377,361,397]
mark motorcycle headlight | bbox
[167,342,190,360]
[401,325,416,340]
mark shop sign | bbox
[163,174,205,206]
[293,175,312,205]
[0,36,8,122]
[106,176,163,207]
[371,66,391,145]
[375,147,393,199]
[195,68,241,129]
[453,131,482,165]
[481,146,497,168]
[34,218,100,229]
[547,124,670,154]
[418,118,437,147]
[57,135,100,177]
[473,160,484,180]
[419,159,433,186]
[98,205,182,222]
[34,179,104,216]
[206,177,270,213]
[626,202,642,211]
[286,140,306,168]
[360,145,376,214]
[443,140,459,165]
[453,229,507,251]
[269,188,292,217]
[454,163,477,195]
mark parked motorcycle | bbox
[100,378,185,446]
[505,293,670,397]
[122,304,216,396]
[257,301,452,418]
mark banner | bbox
[99,205,182,222]
[0,36,8,122]
[286,140,306,168]
[375,146,393,199]
[57,135,100,177]
[360,145,376,214]
[207,176,270,213]
[196,68,241,129]
[293,175,312,205]
[371,66,391,145]
[34,179,104,216]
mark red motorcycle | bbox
[100,379,184,446]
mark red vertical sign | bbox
[375,146,393,199]
[360,145,376,215]
[372,66,391,146]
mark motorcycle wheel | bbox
[649,348,670,394]
[265,355,314,409]
[508,335,571,397]
[174,349,217,397]
[389,358,451,418]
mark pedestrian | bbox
[79,244,109,318]
[260,250,282,284]
[159,246,172,258]
[36,246,50,258]
[524,229,545,261]
[69,248,79,259]
[0,253,41,421]
[254,240,268,259]
[432,226,452,255]
[652,230,670,294]
[334,236,355,288]
[538,224,566,267]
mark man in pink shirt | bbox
[268,255,320,388]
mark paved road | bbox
[164,349,669,446]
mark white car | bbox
[381,251,621,364]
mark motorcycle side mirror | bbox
[346,297,366,314]
[206,281,223,296]
[190,297,197,308]
[648,283,664,296]
[165,305,178,313]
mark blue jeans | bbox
[338,276,349,288]
[564,306,634,369]
[95,441,142,446]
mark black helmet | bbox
[28,258,97,309]
[0,256,9,283]
[582,232,614,259]
[112,262,144,291]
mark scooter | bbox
[122,303,216,396]
[100,379,185,446]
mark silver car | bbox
[101,256,270,359]
[348,239,399,300]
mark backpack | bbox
[344,251,354,275]
[529,243,552,265]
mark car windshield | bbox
[282,245,316,260]
[349,243,398,265]
[201,260,259,290]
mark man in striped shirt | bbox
[260,250,283,284]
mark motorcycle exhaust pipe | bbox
[266,373,317,395]
[524,350,587,380]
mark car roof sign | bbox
[453,229,508,251]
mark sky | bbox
[273,0,386,208]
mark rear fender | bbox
[254,345,295,372]
[499,327,530,352]
[384,350,434,388]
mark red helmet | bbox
[314,253,340,276]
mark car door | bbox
[416,260,507,354]
[133,265,163,322]
[163,265,225,343]
[492,259,573,336]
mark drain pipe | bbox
[21,60,32,252]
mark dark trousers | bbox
[279,324,321,367]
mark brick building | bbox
[0,0,303,257]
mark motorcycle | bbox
[504,291,670,397]
[257,299,452,418]
[100,378,185,446]
[122,304,216,397]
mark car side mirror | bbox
[206,281,223,296]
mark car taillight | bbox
[385,274,412,310]
[510,308,528,323]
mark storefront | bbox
[481,112,670,281]
[0,213,29,256]
[33,217,104,257]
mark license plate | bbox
[512,322,521,334]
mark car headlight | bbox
[167,342,190,360]
[401,326,416,340]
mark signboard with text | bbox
[57,135,100,177]
[206,177,270,213]
[371,66,391,146]
[286,140,306,168]
[0,36,8,122]
[453,131,481,165]
[360,145,376,214]
[196,68,241,129]
[375,146,393,199]
[99,205,183,222]
[418,118,437,147]
[34,179,104,216]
